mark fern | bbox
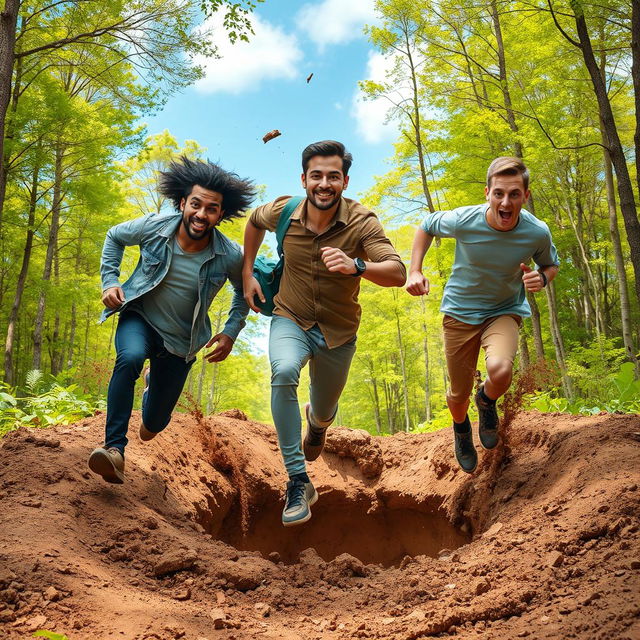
[25,369,44,393]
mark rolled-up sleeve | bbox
[360,216,406,271]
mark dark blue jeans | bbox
[104,312,194,454]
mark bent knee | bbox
[271,359,302,387]
[115,348,146,370]
[486,358,513,386]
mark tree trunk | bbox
[518,330,530,370]
[83,306,91,366]
[545,282,574,399]
[67,304,77,369]
[632,0,640,198]
[4,158,40,384]
[394,308,411,433]
[403,25,435,213]
[0,0,20,230]
[420,297,431,422]
[598,49,639,373]
[571,10,640,305]
[33,142,64,370]
[527,293,545,360]
[371,376,382,435]
[197,355,206,406]
[490,0,524,158]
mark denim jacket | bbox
[100,212,249,361]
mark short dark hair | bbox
[301,140,353,176]
[486,156,529,190]
[158,156,256,221]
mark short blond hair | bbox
[486,157,529,190]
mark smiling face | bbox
[179,184,224,242]
[485,174,530,232]
[301,155,349,213]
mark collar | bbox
[296,197,349,228]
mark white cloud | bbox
[296,0,379,49]
[194,13,303,94]
[351,52,400,144]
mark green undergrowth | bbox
[33,631,70,640]
[0,369,104,437]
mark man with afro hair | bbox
[88,156,255,484]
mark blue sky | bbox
[142,0,398,205]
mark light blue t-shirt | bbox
[420,205,559,324]
[136,237,210,357]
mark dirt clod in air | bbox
[0,408,638,639]
[262,129,281,143]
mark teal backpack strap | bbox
[275,196,302,258]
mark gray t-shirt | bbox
[420,205,559,324]
[136,237,210,357]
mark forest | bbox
[1,0,639,436]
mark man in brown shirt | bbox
[243,140,406,526]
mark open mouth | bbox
[190,219,207,233]
[498,209,513,222]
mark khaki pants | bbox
[443,314,521,404]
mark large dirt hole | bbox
[210,490,470,567]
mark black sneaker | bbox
[454,424,478,473]
[282,477,318,526]
[475,386,500,450]
[303,403,327,461]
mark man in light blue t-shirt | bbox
[407,157,559,473]
[88,157,255,484]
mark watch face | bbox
[354,257,366,273]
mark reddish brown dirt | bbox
[1,409,639,640]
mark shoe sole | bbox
[282,488,319,527]
[479,433,499,451]
[457,455,478,474]
[88,450,125,484]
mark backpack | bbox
[252,196,302,316]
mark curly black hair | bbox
[158,156,256,221]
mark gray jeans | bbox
[269,315,356,477]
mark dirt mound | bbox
[0,409,639,639]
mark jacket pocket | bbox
[205,273,228,303]
[140,249,162,276]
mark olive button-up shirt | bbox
[250,195,405,348]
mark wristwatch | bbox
[352,257,366,277]
[537,270,548,287]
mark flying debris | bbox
[306,73,314,83]
[262,129,282,144]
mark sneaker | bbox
[282,477,318,527]
[475,386,500,450]
[454,426,478,474]
[88,447,125,484]
[303,403,327,462]
[139,368,157,442]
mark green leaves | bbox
[33,631,70,640]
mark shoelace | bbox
[286,481,306,509]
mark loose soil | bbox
[0,408,639,640]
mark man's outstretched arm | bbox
[319,247,405,286]
[406,227,435,296]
